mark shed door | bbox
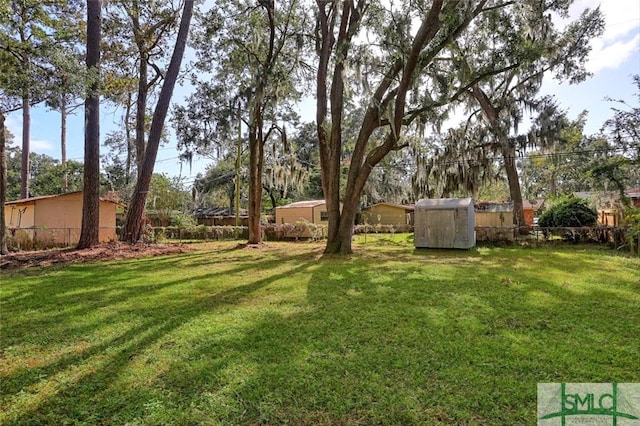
[426,209,455,248]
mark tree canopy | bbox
[2,0,630,253]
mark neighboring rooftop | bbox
[365,202,415,211]
[5,191,123,206]
[277,200,326,209]
[194,207,248,217]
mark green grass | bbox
[1,237,639,425]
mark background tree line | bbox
[2,1,638,254]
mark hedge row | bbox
[150,223,416,242]
[151,226,248,241]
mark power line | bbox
[425,147,633,168]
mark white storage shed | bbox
[414,198,475,249]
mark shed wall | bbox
[414,198,475,249]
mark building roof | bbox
[193,206,248,217]
[575,189,640,201]
[522,199,545,211]
[365,202,415,211]
[276,200,326,209]
[475,201,513,212]
[626,188,640,198]
[415,197,473,209]
[4,191,124,206]
[573,191,618,200]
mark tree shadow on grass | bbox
[0,249,320,425]
[145,248,639,425]
[2,245,638,425]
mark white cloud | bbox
[562,0,640,74]
[598,1,640,42]
[4,114,55,152]
[587,33,640,73]
[31,139,55,152]
[4,114,22,142]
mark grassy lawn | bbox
[1,235,639,425]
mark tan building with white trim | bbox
[275,200,330,224]
[4,191,121,246]
[361,202,414,226]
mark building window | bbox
[320,211,329,221]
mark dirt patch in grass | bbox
[0,242,193,270]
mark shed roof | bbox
[277,200,326,209]
[365,202,415,211]
[415,197,473,210]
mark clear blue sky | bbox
[5,0,639,188]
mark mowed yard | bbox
[1,235,639,425]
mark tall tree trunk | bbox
[315,0,343,253]
[316,1,454,254]
[235,103,242,227]
[121,0,194,243]
[470,84,526,228]
[246,84,265,245]
[549,169,557,197]
[78,0,102,249]
[247,128,263,244]
[18,10,30,199]
[135,57,147,179]
[130,0,147,180]
[501,144,525,227]
[61,96,68,191]
[243,0,278,246]
[267,188,277,212]
[21,92,30,199]
[1,112,8,254]
[125,91,133,184]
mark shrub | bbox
[622,206,640,253]
[170,212,197,229]
[150,225,248,241]
[538,198,597,228]
[262,222,327,241]
[353,224,413,234]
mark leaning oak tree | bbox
[103,0,181,180]
[315,0,603,253]
[77,0,102,249]
[315,1,491,254]
[100,0,182,188]
[120,0,194,243]
[451,5,603,227]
